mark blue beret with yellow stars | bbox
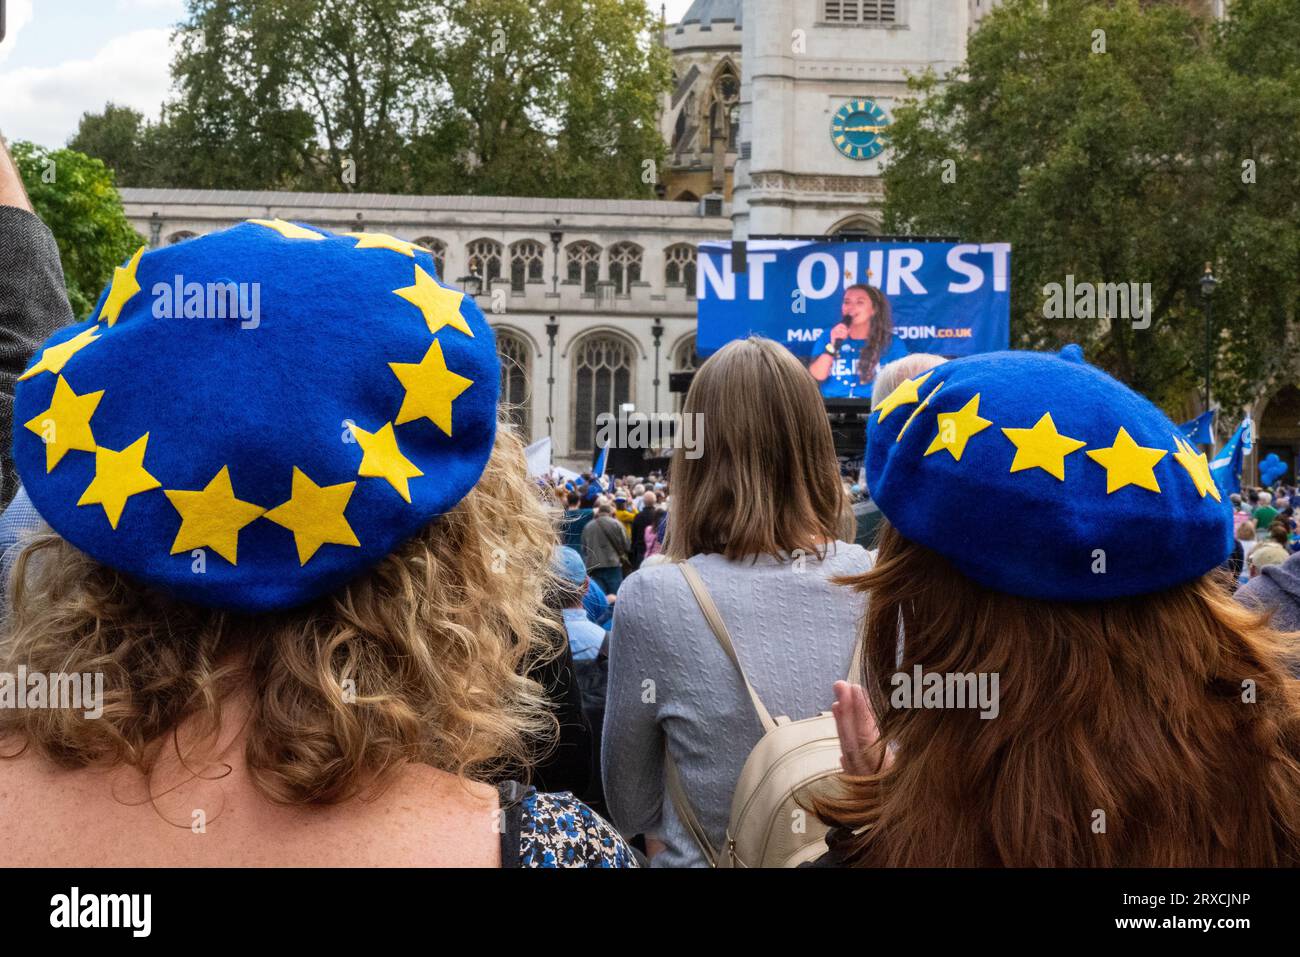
[12,219,499,612]
[866,345,1234,601]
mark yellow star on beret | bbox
[1086,427,1167,494]
[388,340,474,437]
[97,246,146,327]
[77,433,162,529]
[349,421,424,502]
[18,326,101,381]
[872,370,934,423]
[924,393,992,462]
[164,465,266,565]
[896,380,944,444]
[24,375,103,473]
[393,265,473,338]
[263,467,360,565]
[1002,412,1087,481]
[248,218,326,241]
[1172,436,1222,501]
[342,232,430,257]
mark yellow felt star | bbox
[77,434,162,529]
[924,393,993,461]
[1086,427,1167,494]
[18,327,102,381]
[248,218,326,241]
[342,232,429,257]
[164,466,266,565]
[97,246,146,327]
[1172,436,1222,502]
[393,265,473,338]
[24,375,104,472]
[1001,412,1087,481]
[872,370,934,423]
[263,467,360,565]
[349,421,424,502]
[388,340,474,436]
[895,380,944,444]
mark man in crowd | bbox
[582,503,629,595]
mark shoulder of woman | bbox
[515,789,639,869]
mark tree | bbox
[11,142,146,320]
[68,104,154,187]
[881,0,1300,416]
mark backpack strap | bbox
[676,561,778,733]
[664,748,718,867]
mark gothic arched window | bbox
[509,240,545,293]
[608,242,643,296]
[566,241,601,294]
[466,238,503,286]
[415,237,447,279]
[571,333,635,453]
[665,244,698,299]
[497,329,533,441]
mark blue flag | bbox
[1178,409,1216,446]
[1210,416,1253,495]
[592,443,610,492]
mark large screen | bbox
[697,240,1012,400]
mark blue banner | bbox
[697,240,1011,399]
[1177,409,1216,446]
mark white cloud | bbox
[0,28,174,147]
[0,0,36,65]
[115,0,184,12]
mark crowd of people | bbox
[0,134,1298,869]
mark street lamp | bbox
[1200,262,1218,420]
[546,317,559,438]
[458,274,483,297]
[550,222,563,295]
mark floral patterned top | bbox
[498,781,638,868]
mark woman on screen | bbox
[809,284,909,399]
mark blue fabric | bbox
[865,344,1234,600]
[12,222,500,612]
[589,565,623,597]
[562,607,607,662]
[0,484,47,618]
[554,545,587,586]
[561,508,594,549]
[813,331,909,399]
[583,577,613,631]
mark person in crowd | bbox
[869,352,947,409]
[0,222,635,868]
[629,489,662,570]
[561,490,594,549]
[1249,522,1291,575]
[551,546,608,663]
[1255,490,1279,530]
[0,131,76,509]
[603,336,871,867]
[1237,548,1300,676]
[807,345,1300,867]
[613,495,637,539]
[584,573,614,631]
[1234,518,1258,582]
[582,503,629,595]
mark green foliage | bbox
[882,0,1300,415]
[70,0,670,199]
[12,142,146,320]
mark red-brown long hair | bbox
[809,521,1300,866]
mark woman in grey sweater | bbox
[601,336,871,867]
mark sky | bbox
[0,0,699,149]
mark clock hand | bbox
[842,125,888,133]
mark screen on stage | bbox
[696,240,1011,400]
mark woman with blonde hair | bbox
[809,345,1300,867]
[602,335,870,866]
[0,220,634,867]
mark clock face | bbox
[831,98,889,161]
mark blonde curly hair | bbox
[0,424,562,804]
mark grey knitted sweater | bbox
[601,544,872,867]
[0,207,75,505]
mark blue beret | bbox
[553,546,588,586]
[865,345,1234,600]
[13,220,499,612]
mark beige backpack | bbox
[664,561,863,868]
